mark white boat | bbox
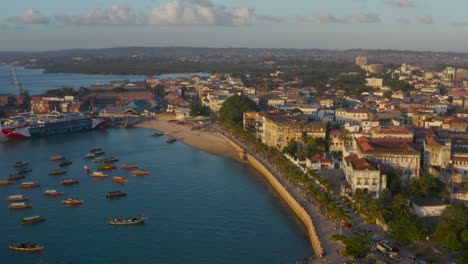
[92,157,105,163]
[7,195,29,202]
[91,171,108,177]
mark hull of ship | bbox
[1,118,105,140]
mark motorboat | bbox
[130,170,150,176]
[98,165,117,171]
[61,198,84,205]
[9,202,32,209]
[104,157,119,163]
[61,179,79,185]
[48,169,66,176]
[20,182,40,188]
[44,190,64,196]
[106,191,127,198]
[83,153,96,160]
[91,171,108,178]
[7,195,29,202]
[112,176,128,184]
[21,215,45,225]
[9,243,44,252]
[109,215,145,225]
[8,173,25,181]
[58,160,72,167]
[49,155,64,161]
[120,164,138,170]
[0,180,15,185]
[12,161,29,168]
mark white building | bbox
[365,78,384,88]
[342,153,386,198]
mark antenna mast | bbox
[10,62,23,96]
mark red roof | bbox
[330,129,340,136]
[309,153,332,164]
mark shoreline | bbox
[134,120,241,162]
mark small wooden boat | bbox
[166,138,177,144]
[109,215,145,225]
[82,153,96,160]
[61,198,83,205]
[12,161,29,168]
[7,195,29,202]
[48,169,66,176]
[90,147,102,153]
[130,170,150,176]
[9,202,32,209]
[9,243,44,252]
[104,157,119,163]
[8,173,25,181]
[152,132,163,137]
[120,164,138,170]
[91,171,108,178]
[17,168,32,174]
[61,179,79,186]
[44,190,64,196]
[98,164,117,171]
[0,180,15,185]
[21,215,45,225]
[93,150,105,156]
[58,160,72,167]
[112,176,128,184]
[92,157,105,163]
[49,155,64,161]
[84,165,90,173]
[20,182,40,188]
[106,191,127,198]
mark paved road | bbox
[214,127,345,263]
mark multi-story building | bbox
[370,126,414,142]
[342,153,386,198]
[423,129,452,171]
[355,56,368,66]
[335,109,370,125]
[365,78,384,88]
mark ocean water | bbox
[0,128,311,263]
[0,66,208,95]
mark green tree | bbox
[218,95,259,127]
[386,170,402,194]
[190,102,211,116]
[342,235,370,258]
[387,214,424,246]
[434,204,468,251]
[383,90,393,99]
[408,174,444,198]
[152,84,166,97]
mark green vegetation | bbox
[407,173,444,198]
[434,204,468,251]
[151,84,167,97]
[218,95,259,127]
[190,102,211,117]
[331,235,371,258]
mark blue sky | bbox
[0,0,467,52]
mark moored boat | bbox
[120,164,138,170]
[61,198,83,205]
[130,170,150,176]
[58,160,72,167]
[151,132,163,137]
[9,202,32,209]
[48,169,66,176]
[7,195,29,202]
[12,161,29,168]
[90,147,102,153]
[166,138,177,144]
[61,179,79,185]
[109,215,145,225]
[49,155,64,161]
[9,243,44,252]
[8,173,25,181]
[106,191,127,198]
[0,180,16,185]
[21,215,45,225]
[93,150,105,156]
[82,153,96,160]
[104,157,119,163]
[44,190,64,196]
[98,164,117,171]
[84,165,90,173]
[91,171,108,178]
[112,176,128,184]
[92,157,105,163]
[17,168,32,174]
[20,182,40,188]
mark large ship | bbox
[0,111,105,140]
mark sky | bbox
[0,0,467,52]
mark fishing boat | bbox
[12,161,29,168]
[92,157,105,163]
[21,215,45,225]
[17,168,32,174]
[91,171,108,178]
[9,202,32,209]
[112,176,128,184]
[120,164,138,170]
[104,157,119,163]
[93,150,105,156]
[84,165,90,173]
[44,190,64,196]
[58,160,72,167]
[109,215,145,225]
[90,147,102,153]
[49,155,64,161]
[82,153,95,160]
[106,191,127,198]
[98,164,117,171]
[20,182,40,188]
[9,243,44,252]
[7,195,29,202]
[166,138,177,144]
[0,180,15,185]
[48,169,66,176]
[61,198,83,205]
[151,132,163,137]
[61,179,79,185]
[8,173,25,181]
[130,170,150,176]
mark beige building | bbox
[370,126,414,142]
[343,153,386,198]
[355,56,368,66]
[335,109,369,125]
[423,130,452,171]
[365,77,384,88]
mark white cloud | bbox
[256,14,285,23]
[298,11,380,24]
[384,0,416,8]
[7,9,50,24]
[417,15,434,25]
[55,4,138,25]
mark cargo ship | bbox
[0,111,105,140]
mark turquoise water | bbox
[0,128,311,263]
[0,66,208,95]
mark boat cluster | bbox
[3,147,151,253]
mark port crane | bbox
[10,62,23,96]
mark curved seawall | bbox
[220,134,324,257]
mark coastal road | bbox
[213,126,344,263]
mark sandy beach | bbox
[135,119,241,161]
